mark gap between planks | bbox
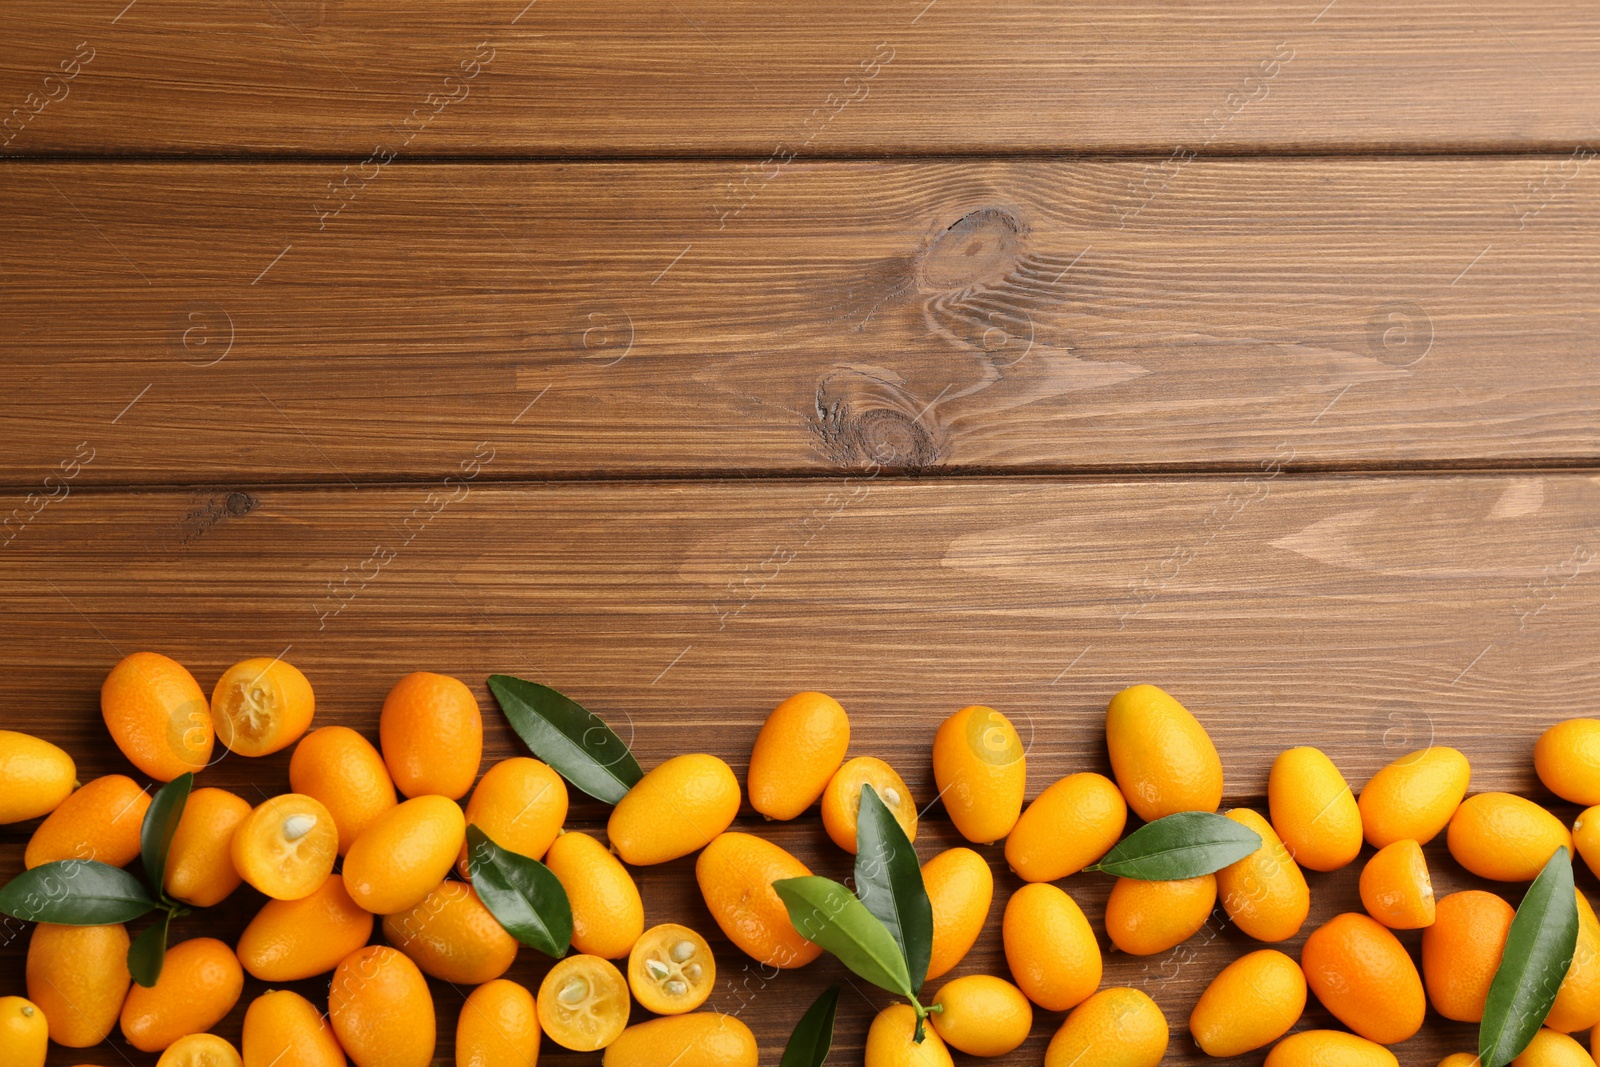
[5,148,1600,164]
[2,461,1599,496]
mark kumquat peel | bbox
[0,668,1588,1066]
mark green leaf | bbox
[780,984,840,1067]
[127,909,172,987]
[0,860,159,925]
[487,675,643,805]
[1085,811,1262,880]
[773,876,912,999]
[1480,847,1580,1067]
[141,772,193,898]
[854,784,932,993]
[466,825,573,958]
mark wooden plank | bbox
[3,0,1600,155]
[2,473,1598,1063]
[4,159,1599,486]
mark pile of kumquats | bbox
[4,654,1600,1067]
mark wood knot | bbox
[178,491,256,545]
[919,208,1025,290]
[145,490,259,559]
[811,365,945,470]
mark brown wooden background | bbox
[3,1,1599,1063]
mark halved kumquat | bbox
[231,793,338,901]
[210,656,314,757]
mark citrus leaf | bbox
[487,675,643,805]
[466,825,573,958]
[127,909,172,987]
[773,876,913,999]
[0,860,158,925]
[854,783,932,993]
[1480,847,1579,1067]
[1085,811,1261,880]
[141,772,192,898]
[781,984,840,1067]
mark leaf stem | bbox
[911,994,936,1043]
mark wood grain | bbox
[4,2,1589,1065]
[3,0,1600,155]
[2,474,1598,1064]
[4,159,1599,486]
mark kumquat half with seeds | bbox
[1,663,1596,1066]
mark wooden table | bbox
[3,2,1599,1063]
